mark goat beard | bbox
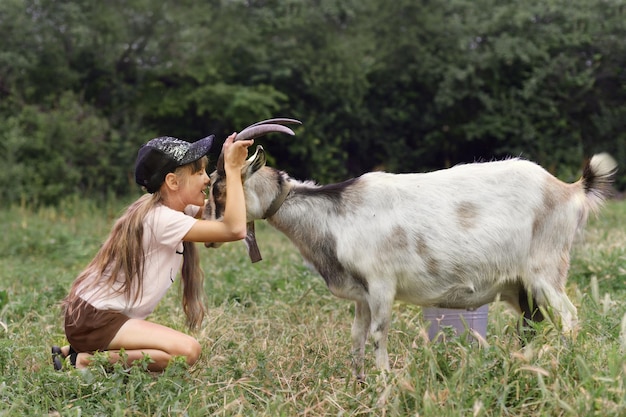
[245,221,263,263]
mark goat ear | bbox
[245,145,266,176]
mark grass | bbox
[0,196,625,416]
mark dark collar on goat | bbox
[262,185,292,219]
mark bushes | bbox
[1,0,625,206]
[0,92,140,204]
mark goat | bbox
[203,120,618,380]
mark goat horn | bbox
[236,124,296,141]
[246,118,302,128]
[216,118,301,173]
[236,118,301,141]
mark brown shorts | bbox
[64,298,131,353]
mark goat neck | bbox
[262,181,292,219]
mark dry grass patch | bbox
[0,199,625,416]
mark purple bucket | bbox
[423,305,489,342]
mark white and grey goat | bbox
[203,119,618,380]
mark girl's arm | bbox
[183,133,253,243]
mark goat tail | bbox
[582,152,618,214]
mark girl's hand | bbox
[222,133,254,171]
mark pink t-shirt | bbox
[77,203,199,319]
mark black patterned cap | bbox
[134,135,214,193]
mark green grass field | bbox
[0,197,624,416]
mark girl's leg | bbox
[75,319,201,371]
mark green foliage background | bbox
[1,0,625,205]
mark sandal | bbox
[51,346,63,370]
[68,346,77,368]
[51,345,78,370]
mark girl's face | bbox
[176,158,210,207]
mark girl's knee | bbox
[188,338,202,365]
[175,337,201,365]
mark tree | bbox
[1,0,624,206]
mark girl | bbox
[52,132,253,371]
